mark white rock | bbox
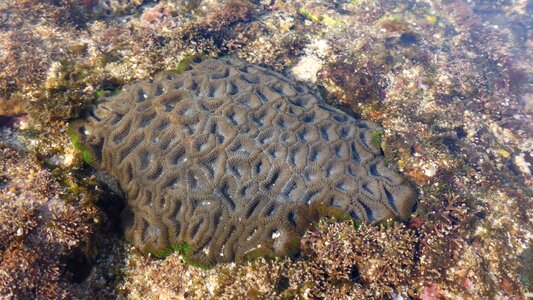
[513,153,531,177]
[423,163,438,177]
[290,55,323,83]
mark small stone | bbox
[423,163,438,177]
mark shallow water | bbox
[0,0,531,299]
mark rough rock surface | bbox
[70,57,415,265]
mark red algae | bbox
[0,0,531,298]
[0,145,98,299]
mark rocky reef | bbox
[0,144,98,298]
[0,0,531,299]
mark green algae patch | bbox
[298,8,320,23]
[174,54,212,72]
[321,15,343,27]
[149,242,190,259]
[95,88,120,98]
[82,149,97,165]
[317,205,352,222]
[68,123,86,154]
[183,256,215,270]
[67,121,100,166]
[149,242,215,270]
[377,218,401,229]
[69,132,83,151]
[425,15,438,25]
[175,55,196,72]
[298,8,343,27]
[371,130,384,150]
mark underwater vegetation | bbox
[0,0,531,299]
[0,145,98,299]
[119,219,419,299]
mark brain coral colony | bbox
[69,57,416,267]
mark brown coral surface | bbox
[0,0,531,298]
[72,57,415,265]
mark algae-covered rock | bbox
[70,57,415,266]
